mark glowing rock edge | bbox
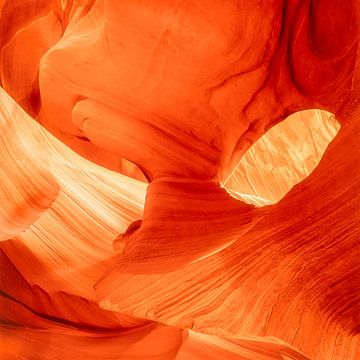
[0,1,359,359]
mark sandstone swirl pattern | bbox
[0,1,359,359]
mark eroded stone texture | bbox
[0,1,359,359]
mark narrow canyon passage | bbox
[0,1,359,359]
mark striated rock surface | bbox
[0,1,359,359]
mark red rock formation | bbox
[0,1,359,359]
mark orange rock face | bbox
[0,1,359,359]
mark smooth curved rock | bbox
[0,1,359,359]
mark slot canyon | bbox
[0,1,359,359]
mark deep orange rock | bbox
[0,1,359,359]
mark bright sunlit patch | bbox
[223,110,340,205]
